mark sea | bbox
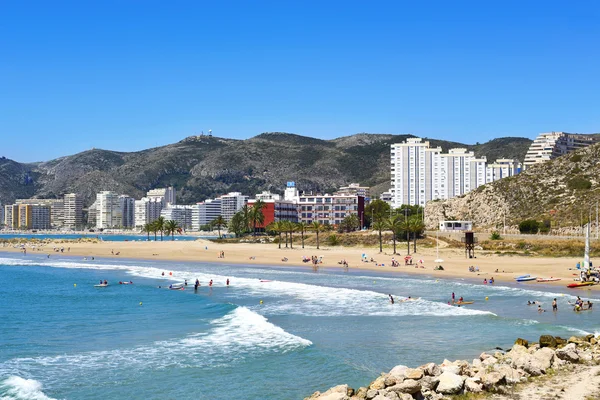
[0,253,598,400]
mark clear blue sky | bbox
[2,1,599,162]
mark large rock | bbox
[533,347,555,370]
[366,389,379,400]
[539,335,557,348]
[481,356,498,367]
[419,376,438,392]
[388,365,410,379]
[440,364,461,375]
[435,371,464,395]
[354,387,368,400]
[556,343,580,363]
[384,375,400,387]
[389,379,420,395]
[397,394,413,400]
[481,371,505,388]
[423,363,441,377]
[509,344,545,376]
[464,377,483,393]
[370,376,387,390]
[405,369,424,380]
[309,385,350,400]
[494,364,522,384]
[515,338,529,347]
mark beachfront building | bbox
[147,187,176,207]
[96,191,122,229]
[191,199,222,230]
[523,132,600,168]
[284,182,300,201]
[16,199,64,228]
[14,204,51,230]
[335,183,370,200]
[247,191,298,229]
[4,204,19,229]
[134,197,163,228]
[63,193,83,230]
[219,192,248,222]
[390,138,522,208]
[297,192,365,227]
[160,205,193,230]
[485,159,521,183]
[119,195,135,228]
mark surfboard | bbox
[94,284,108,287]
[455,301,474,305]
[536,278,561,282]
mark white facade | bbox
[485,159,521,183]
[255,191,281,201]
[134,197,163,228]
[191,199,222,230]
[284,182,299,202]
[524,132,600,168]
[63,193,83,230]
[297,193,364,226]
[161,205,193,230]
[335,183,370,199]
[219,192,248,222]
[119,195,135,228]
[439,221,473,232]
[147,187,176,207]
[96,191,122,229]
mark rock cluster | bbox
[304,334,600,400]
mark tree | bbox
[150,220,159,241]
[296,222,308,249]
[284,221,294,249]
[142,223,152,241]
[372,220,386,253]
[519,219,540,234]
[228,212,246,237]
[212,215,226,238]
[239,205,252,235]
[267,221,284,249]
[164,220,180,241]
[155,216,166,241]
[385,215,404,254]
[340,214,360,233]
[249,200,266,236]
[409,216,425,253]
[310,221,323,249]
[365,199,391,228]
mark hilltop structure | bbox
[523,131,600,168]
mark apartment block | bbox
[96,191,122,229]
[63,193,83,230]
[524,132,600,168]
[219,192,248,222]
[297,193,365,226]
[134,197,163,228]
[4,204,19,229]
[119,195,135,228]
[191,199,222,230]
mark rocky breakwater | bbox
[305,334,600,400]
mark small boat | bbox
[567,281,596,288]
[515,274,530,280]
[537,278,561,282]
[516,276,537,282]
[94,284,108,287]
[455,301,474,305]
[169,286,185,291]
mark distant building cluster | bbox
[523,131,600,168]
[3,194,83,230]
[387,138,521,208]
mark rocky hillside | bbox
[0,133,531,207]
[425,143,600,231]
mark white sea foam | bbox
[0,307,311,379]
[0,376,56,400]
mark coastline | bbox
[1,239,597,291]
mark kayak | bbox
[516,276,537,282]
[455,301,474,305]
[567,282,596,288]
[94,284,108,287]
[537,278,561,282]
[515,274,531,280]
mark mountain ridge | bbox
[0,132,532,207]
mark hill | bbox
[425,143,600,231]
[0,133,531,207]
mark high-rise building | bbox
[191,199,222,230]
[523,132,600,168]
[438,148,481,199]
[297,193,365,226]
[219,192,248,221]
[147,187,176,207]
[485,159,521,183]
[63,193,83,230]
[134,197,163,228]
[247,191,298,229]
[119,195,135,228]
[4,205,19,229]
[16,199,64,227]
[14,204,51,230]
[96,191,122,229]
[334,183,371,200]
[0,202,3,228]
[160,205,193,230]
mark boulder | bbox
[371,395,387,400]
[481,356,498,367]
[591,337,598,345]
[419,376,438,392]
[389,379,420,395]
[555,336,567,346]
[464,377,483,393]
[370,376,387,390]
[568,336,584,345]
[389,365,410,379]
[424,363,441,377]
[311,385,350,400]
[472,359,482,368]
[435,371,464,395]
[515,338,529,347]
[533,347,555,370]
[397,394,413,400]
[384,375,400,387]
[479,352,492,361]
[494,364,522,384]
[585,334,595,342]
[481,371,505,388]
[405,369,424,380]
[556,343,580,363]
[440,364,461,375]
[383,391,399,400]
[366,389,379,400]
[354,387,368,400]
[539,335,557,348]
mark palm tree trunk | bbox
[406,231,410,255]
[278,231,281,249]
[316,231,320,250]
[218,226,221,239]
[379,228,382,253]
[172,231,175,241]
[392,232,396,254]
[290,231,293,249]
[301,231,304,249]
[160,230,163,241]
[285,232,288,248]
[413,231,417,253]
[154,231,157,241]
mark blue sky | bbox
[1,1,599,162]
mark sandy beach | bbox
[2,238,596,290]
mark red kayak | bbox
[567,282,595,288]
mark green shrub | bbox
[519,219,540,234]
[327,234,340,246]
[568,176,592,190]
[571,154,583,162]
[490,231,502,240]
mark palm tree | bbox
[249,200,266,236]
[372,220,386,253]
[385,215,404,254]
[310,221,323,249]
[282,220,294,249]
[164,220,180,241]
[212,215,226,239]
[267,221,284,249]
[239,205,252,235]
[142,223,152,241]
[296,222,308,249]
[341,214,360,232]
[150,220,159,241]
[229,212,246,237]
[409,216,426,253]
[155,216,166,241]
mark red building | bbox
[247,199,299,229]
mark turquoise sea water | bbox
[0,234,208,242]
[0,253,598,400]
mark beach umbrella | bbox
[418,259,424,264]
[404,255,412,260]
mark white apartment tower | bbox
[219,192,248,221]
[63,193,83,230]
[191,199,222,230]
[134,197,163,228]
[147,187,176,207]
[119,195,135,228]
[96,191,122,229]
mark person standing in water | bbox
[209,280,213,287]
[552,298,558,312]
[226,279,230,287]
[388,294,394,304]
[451,292,455,303]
